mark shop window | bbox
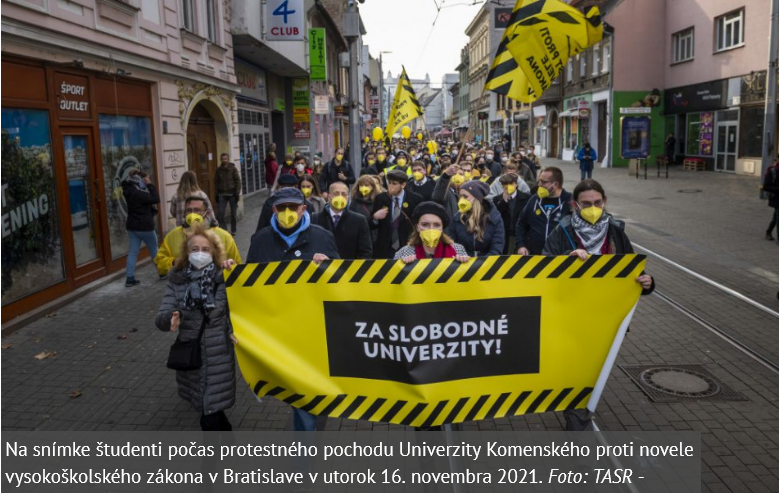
[98,115,155,260]
[1,109,65,304]
[672,27,694,63]
[686,112,714,156]
[739,106,764,157]
[715,9,743,52]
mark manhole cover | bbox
[620,364,748,402]
[677,189,702,193]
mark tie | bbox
[332,214,340,227]
[391,197,401,250]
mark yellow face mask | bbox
[451,174,465,186]
[579,206,603,225]
[419,229,442,248]
[378,154,386,161]
[276,208,299,229]
[537,186,550,199]
[359,186,372,197]
[505,184,517,195]
[301,187,312,198]
[330,196,348,211]
[397,158,407,167]
[336,154,344,161]
[413,171,424,182]
[457,197,473,214]
[185,213,204,227]
[368,160,376,166]
[285,160,293,166]
[465,172,474,181]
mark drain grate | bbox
[619,364,748,402]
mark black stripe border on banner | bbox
[616,254,646,278]
[593,254,625,278]
[264,261,291,286]
[225,264,246,288]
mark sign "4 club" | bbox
[266,0,304,41]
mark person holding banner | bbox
[393,201,470,263]
[155,222,237,431]
[515,167,572,256]
[255,174,316,232]
[371,169,422,259]
[446,181,506,257]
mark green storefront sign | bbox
[309,28,327,81]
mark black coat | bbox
[370,191,423,259]
[493,191,530,240]
[312,208,372,259]
[122,180,159,232]
[360,165,380,176]
[255,196,315,233]
[543,214,655,295]
[514,191,573,255]
[246,223,340,263]
[446,203,506,256]
[320,159,356,192]
[406,178,436,202]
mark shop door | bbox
[715,123,738,173]
[58,128,108,277]
[549,121,559,158]
[187,123,217,200]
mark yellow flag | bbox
[485,0,603,103]
[385,67,423,140]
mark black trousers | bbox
[200,410,232,431]
[218,195,239,233]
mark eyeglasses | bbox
[578,200,604,209]
[276,203,301,210]
[184,208,205,215]
[538,179,553,185]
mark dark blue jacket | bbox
[577,146,598,171]
[246,223,339,263]
[514,190,573,255]
[446,202,505,256]
[122,180,159,232]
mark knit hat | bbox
[412,201,450,228]
[461,180,490,202]
[278,174,299,186]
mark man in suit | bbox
[313,182,372,259]
[492,173,531,254]
[371,169,423,259]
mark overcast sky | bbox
[360,0,484,85]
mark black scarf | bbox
[183,263,217,311]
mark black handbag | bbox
[166,313,208,371]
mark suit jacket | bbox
[370,191,423,259]
[312,208,372,260]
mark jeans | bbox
[292,408,317,431]
[126,230,158,279]
[580,166,593,180]
[200,410,232,431]
[218,195,239,233]
[767,208,778,236]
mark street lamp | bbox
[379,51,392,130]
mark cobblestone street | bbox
[2,160,778,492]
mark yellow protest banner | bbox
[485,0,603,103]
[226,255,645,428]
[384,67,423,141]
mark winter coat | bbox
[247,222,340,263]
[763,164,779,209]
[122,179,159,232]
[493,190,531,243]
[320,159,356,192]
[577,147,598,171]
[543,214,655,295]
[155,268,235,415]
[312,207,372,259]
[406,178,436,202]
[432,173,460,221]
[264,156,279,187]
[446,202,506,256]
[370,190,423,259]
[514,190,573,255]
[214,162,241,197]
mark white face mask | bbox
[486,154,493,161]
[189,252,212,269]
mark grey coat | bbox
[155,268,236,415]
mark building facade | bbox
[466,6,490,143]
[2,0,238,321]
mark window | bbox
[672,27,694,63]
[592,45,600,76]
[578,53,586,78]
[601,41,611,74]
[739,106,764,157]
[205,0,217,42]
[566,59,573,82]
[715,9,743,51]
[181,0,194,31]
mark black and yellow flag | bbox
[385,67,424,140]
[485,0,603,103]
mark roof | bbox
[419,89,442,108]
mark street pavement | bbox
[1,160,778,492]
